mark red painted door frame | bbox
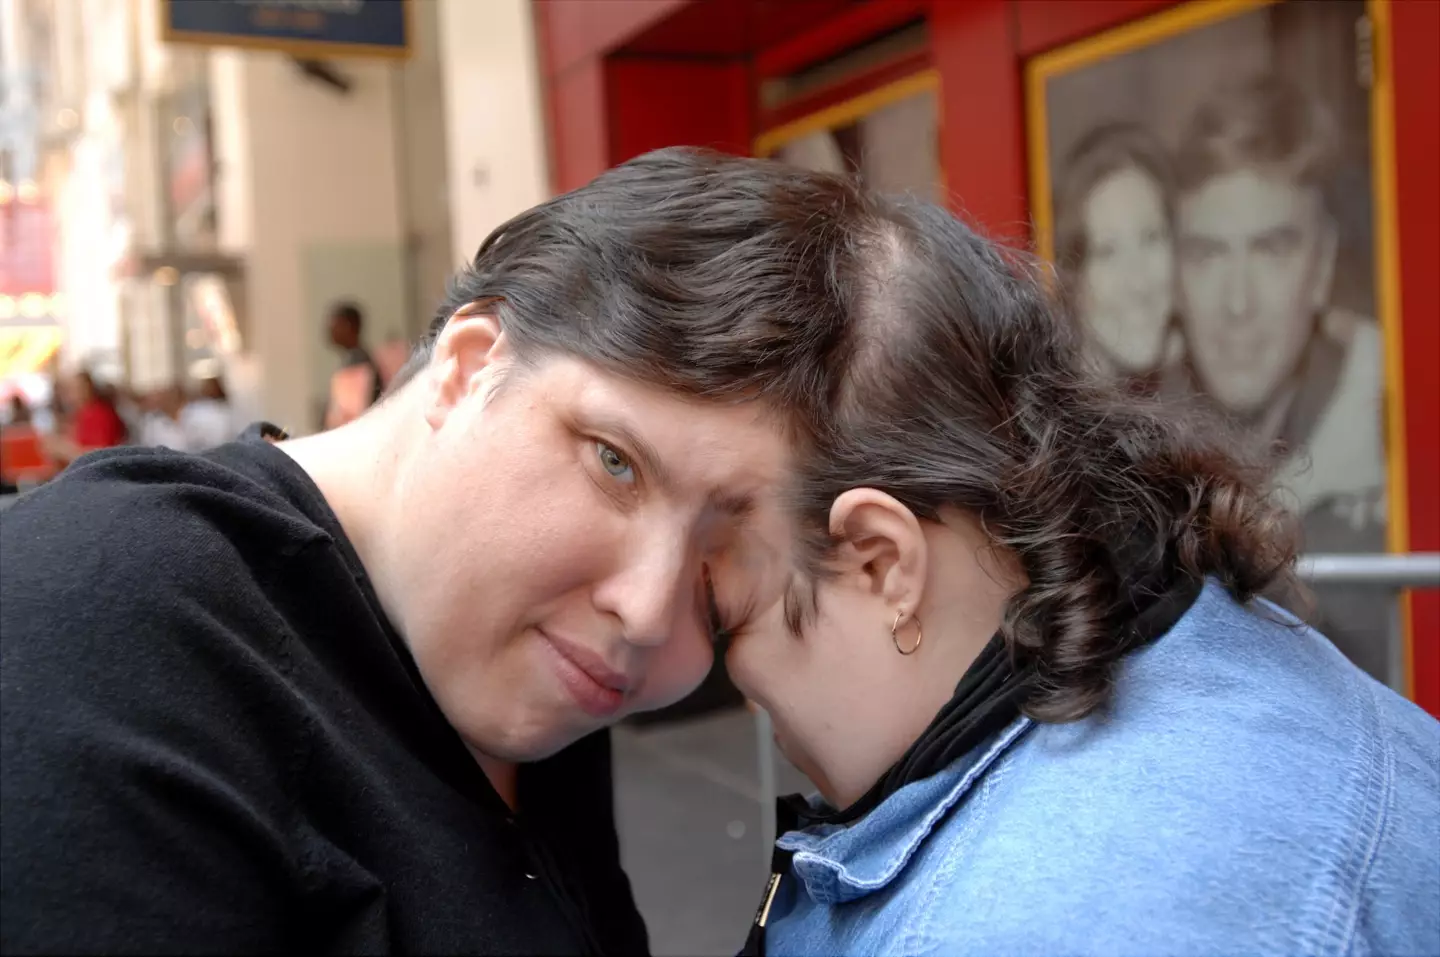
[534,0,1438,714]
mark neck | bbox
[277,399,406,578]
[277,396,521,806]
[818,516,1023,810]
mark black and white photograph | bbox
[1030,0,1396,682]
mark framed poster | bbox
[1026,0,1409,687]
[757,71,944,204]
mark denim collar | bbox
[776,717,1033,904]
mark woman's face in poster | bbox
[1078,166,1175,374]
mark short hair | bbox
[1053,122,1175,287]
[399,147,898,447]
[407,148,1297,724]
[1175,74,1337,196]
[330,301,364,332]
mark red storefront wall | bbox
[534,0,1440,715]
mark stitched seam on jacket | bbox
[1325,677,1395,956]
[1294,667,1392,957]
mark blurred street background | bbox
[2,1,1436,953]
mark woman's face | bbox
[1078,166,1176,374]
[723,506,1009,808]
[386,336,798,765]
[726,576,945,805]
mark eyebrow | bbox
[1251,225,1301,245]
[707,488,755,521]
[581,412,755,519]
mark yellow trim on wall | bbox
[1026,0,1279,264]
[1366,0,1414,697]
[754,70,940,157]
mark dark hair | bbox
[396,147,894,447]
[405,147,1296,724]
[330,301,364,331]
[7,394,31,425]
[788,197,1298,723]
[1175,73,1336,196]
[1053,122,1175,291]
[197,376,227,402]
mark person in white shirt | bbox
[139,386,191,451]
[180,377,235,452]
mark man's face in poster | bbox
[1176,167,1338,415]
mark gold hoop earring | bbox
[891,611,923,656]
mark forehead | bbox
[1178,168,1321,236]
[1088,167,1163,217]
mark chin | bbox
[772,728,829,799]
[465,711,590,765]
[723,643,768,705]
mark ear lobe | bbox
[828,489,928,611]
[423,306,510,430]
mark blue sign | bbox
[163,0,409,59]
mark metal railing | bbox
[753,552,1440,861]
[1298,552,1440,587]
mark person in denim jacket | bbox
[720,199,1440,956]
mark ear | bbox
[422,303,511,431]
[828,488,929,616]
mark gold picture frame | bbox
[1025,0,1413,695]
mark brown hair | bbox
[406,147,1298,724]
[788,197,1299,723]
[396,148,889,451]
[1175,73,1336,196]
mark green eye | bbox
[597,442,635,483]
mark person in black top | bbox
[1,149,923,954]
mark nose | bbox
[592,531,694,649]
[1224,254,1254,325]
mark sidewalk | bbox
[613,708,811,957]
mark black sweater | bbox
[0,432,649,955]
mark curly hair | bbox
[791,198,1300,723]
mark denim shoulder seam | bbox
[1330,677,1395,956]
[1294,669,1394,957]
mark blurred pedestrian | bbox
[68,371,127,451]
[138,385,190,451]
[4,395,33,427]
[323,301,384,430]
[180,375,235,451]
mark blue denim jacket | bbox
[762,582,1440,956]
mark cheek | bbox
[1084,261,1120,303]
[1148,246,1175,292]
[1256,270,1313,327]
[724,625,790,709]
[634,627,714,713]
